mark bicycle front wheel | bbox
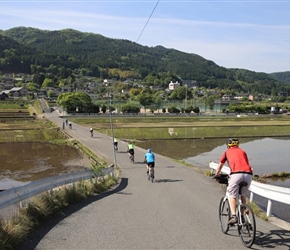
[219,197,230,234]
[238,204,256,248]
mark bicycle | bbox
[215,175,256,248]
[127,148,134,164]
[129,153,134,164]
[147,162,154,183]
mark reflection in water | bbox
[138,137,290,183]
[0,142,90,183]
[184,137,290,178]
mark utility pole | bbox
[109,88,117,175]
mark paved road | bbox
[21,109,290,249]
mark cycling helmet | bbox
[227,138,239,147]
[147,148,152,153]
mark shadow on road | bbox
[155,179,183,183]
[254,229,290,249]
[18,178,128,250]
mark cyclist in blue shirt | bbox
[144,148,155,177]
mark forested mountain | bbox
[270,72,290,84]
[0,26,289,95]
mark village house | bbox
[168,81,180,90]
[0,91,9,101]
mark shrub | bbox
[121,104,140,114]
[168,106,180,113]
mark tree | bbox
[33,73,45,88]
[57,91,93,113]
[139,93,154,111]
[26,82,38,92]
[42,78,55,88]
[121,104,140,114]
[168,86,192,100]
[193,107,200,113]
[101,105,107,113]
[168,106,180,113]
[47,90,54,98]
[184,105,194,113]
[205,96,217,111]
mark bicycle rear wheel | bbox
[238,204,256,248]
[130,155,134,164]
[219,197,230,234]
[150,172,154,183]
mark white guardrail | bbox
[209,162,290,217]
[0,166,114,211]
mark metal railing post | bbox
[267,200,272,217]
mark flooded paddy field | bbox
[0,142,90,184]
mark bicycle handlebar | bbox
[212,174,229,184]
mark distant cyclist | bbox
[215,138,253,225]
[114,138,118,151]
[144,148,155,177]
[90,126,93,137]
[127,141,135,163]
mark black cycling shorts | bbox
[147,162,155,168]
[129,149,134,155]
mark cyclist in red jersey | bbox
[215,138,253,225]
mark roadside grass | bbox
[248,201,269,221]
[0,174,119,250]
[261,171,290,179]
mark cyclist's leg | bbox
[147,163,154,176]
[227,174,241,216]
[227,174,242,224]
[241,173,252,205]
[151,162,155,176]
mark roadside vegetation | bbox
[0,173,118,250]
[0,100,120,249]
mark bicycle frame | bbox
[223,191,245,228]
[147,163,154,183]
[148,166,154,182]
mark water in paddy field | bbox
[184,137,290,179]
[0,142,90,186]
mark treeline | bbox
[0,27,290,96]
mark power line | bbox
[136,0,160,43]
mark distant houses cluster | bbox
[0,72,263,105]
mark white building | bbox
[168,81,180,90]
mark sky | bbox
[1,0,290,74]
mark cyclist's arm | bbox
[215,162,224,176]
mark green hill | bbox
[0,26,288,95]
[270,71,290,84]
